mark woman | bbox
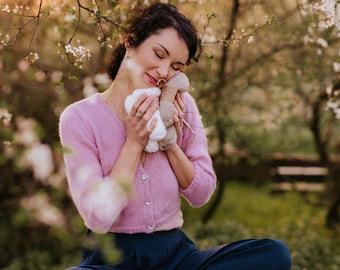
[59,3,291,270]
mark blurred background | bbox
[1,0,340,269]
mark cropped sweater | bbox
[59,92,216,234]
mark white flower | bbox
[327,100,339,109]
[94,73,111,86]
[312,0,336,30]
[20,193,65,227]
[82,77,98,97]
[64,43,91,61]
[326,85,333,95]
[335,108,340,119]
[64,44,73,54]
[22,143,54,181]
[247,35,254,44]
[92,0,98,14]
[0,33,11,49]
[1,4,10,13]
[12,5,19,14]
[316,37,328,48]
[0,108,12,127]
[333,62,340,72]
[14,117,39,146]
[335,2,340,30]
[25,52,39,64]
[64,13,77,23]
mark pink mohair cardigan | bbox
[59,92,216,234]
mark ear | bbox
[124,33,136,49]
[124,36,131,49]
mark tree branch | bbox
[68,0,82,44]
[77,0,125,30]
[29,0,43,52]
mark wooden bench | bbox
[270,166,328,194]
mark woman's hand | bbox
[173,92,185,136]
[125,94,158,151]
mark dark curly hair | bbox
[106,3,201,80]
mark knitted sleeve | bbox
[179,94,217,207]
[59,103,128,233]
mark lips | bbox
[146,73,158,86]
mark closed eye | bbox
[171,64,181,71]
[154,50,164,59]
[154,48,185,71]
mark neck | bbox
[101,81,129,120]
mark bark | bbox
[202,0,240,223]
[310,88,340,228]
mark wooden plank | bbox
[274,166,328,176]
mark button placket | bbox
[140,171,155,232]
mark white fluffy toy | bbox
[124,87,167,153]
[123,58,167,152]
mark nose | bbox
[157,61,170,80]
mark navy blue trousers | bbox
[67,229,291,270]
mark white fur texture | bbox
[124,87,167,152]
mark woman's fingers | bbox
[174,93,184,128]
[131,94,157,120]
[126,95,159,145]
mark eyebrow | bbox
[157,43,185,67]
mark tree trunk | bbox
[202,160,226,223]
[326,194,340,228]
[310,89,340,228]
[202,0,240,223]
[326,165,340,228]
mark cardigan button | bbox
[148,225,155,230]
[141,174,148,181]
[145,200,152,206]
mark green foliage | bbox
[182,181,340,270]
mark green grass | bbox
[182,181,340,270]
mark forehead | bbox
[145,28,189,62]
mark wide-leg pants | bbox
[67,228,291,270]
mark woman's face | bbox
[125,27,189,90]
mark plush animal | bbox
[124,87,167,153]
[158,72,190,151]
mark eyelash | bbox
[154,51,181,71]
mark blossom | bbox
[333,62,340,72]
[336,2,340,30]
[312,0,337,30]
[247,35,254,44]
[20,193,65,227]
[14,117,38,146]
[21,143,54,181]
[0,33,10,49]
[1,4,10,13]
[64,42,91,61]
[92,0,99,14]
[0,107,12,127]
[316,37,328,48]
[64,13,77,23]
[25,52,39,64]
[94,73,111,86]
[82,77,98,97]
